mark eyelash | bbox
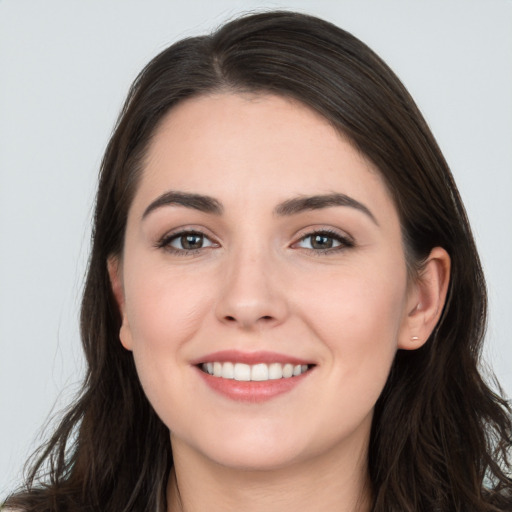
[156,228,354,256]
[294,229,354,254]
[156,229,216,256]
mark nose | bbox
[214,247,289,330]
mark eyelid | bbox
[155,226,220,254]
[291,227,355,252]
[154,224,354,255]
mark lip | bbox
[191,350,315,403]
[190,349,313,366]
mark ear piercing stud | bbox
[411,336,419,341]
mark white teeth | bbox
[213,362,223,377]
[201,361,310,381]
[251,363,269,381]
[282,363,293,378]
[268,362,283,380]
[234,363,251,381]
[222,361,234,379]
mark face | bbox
[112,93,420,471]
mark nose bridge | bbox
[215,235,288,328]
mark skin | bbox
[109,93,450,512]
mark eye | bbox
[295,230,353,252]
[158,230,217,254]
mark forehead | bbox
[134,92,395,217]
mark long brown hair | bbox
[5,11,511,512]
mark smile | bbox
[194,351,315,402]
[200,362,311,381]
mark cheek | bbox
[121,261,215,407]
[124,261,212,350]
[299,266,407,390]
[291,270,407,448]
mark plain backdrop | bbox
[1,0,511,495]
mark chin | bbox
[203,441,306,472]
[171,419,311,472]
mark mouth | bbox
[193,351,315,402]
[199,361,312,381]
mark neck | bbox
[166,432,372,512]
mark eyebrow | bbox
[142,190,377,225]
[142,191,223,219]
[273,193,378,224]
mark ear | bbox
[398,247,451,350]
[107,256,133,351]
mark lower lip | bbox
[195,367,312,403]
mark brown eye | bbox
[310,234,334,249]
[179,233,204,250]
[296,231,353,252]
[162,231,216,252]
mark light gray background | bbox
[1,0,511,495]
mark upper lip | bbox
[190,350,314,366]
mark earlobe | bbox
[107,256,133,351]
[398,247,451,350]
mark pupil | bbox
[182,234,203,250]
[312,234,332,249]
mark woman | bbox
[4,10,511,512]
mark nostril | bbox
[223,314,274,323]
